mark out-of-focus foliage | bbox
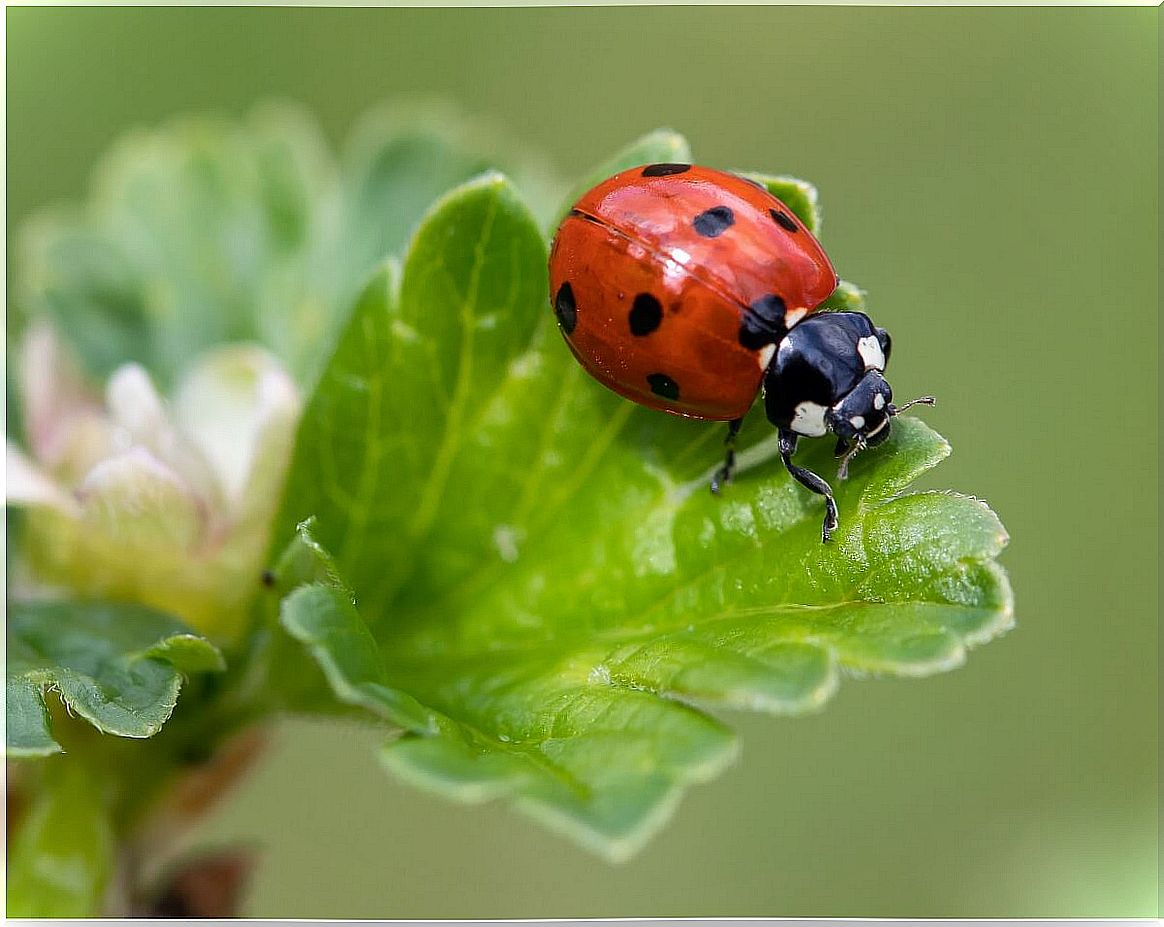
[7,762,115,917]
[12,101,560,388]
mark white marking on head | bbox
[791,401,828,437]
[850,415,865,429]
[784,306,808,328]
[757,343,776,371]
[857,335,885,370]
[873,393,885,410]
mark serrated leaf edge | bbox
[7,626,225,751]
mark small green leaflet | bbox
[6,601,225,755]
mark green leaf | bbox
[270,514,344,590]
[381,685,736,862]
[260,520,437,734]
[7,760,115,917]
[549,128,693,233]
[276,172,549,621]
[737,171,822,234]
[274,163,1012,860]
[6,601,225,752]
[6,676,61,758]
[371,422,1009,861]
[280,584,438,735]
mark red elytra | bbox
[549,164,838,420]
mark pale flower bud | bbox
[7,324,302,641]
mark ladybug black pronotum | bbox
[549,163,934,542]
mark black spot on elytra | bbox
[693,205,734,238]
[628,293,663,336]
[647,373,680,401]
[738,294,788,350]
[770,209,799,232]
[554,282,577,334]
[642,163,691,177]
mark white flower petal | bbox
[106,364,169,444]
[173,345,300,511]
[20,322,113,474]
[76,447,205,552]
[106,363,224,510]
[5,440,79,515]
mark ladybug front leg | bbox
[709,417,745,495]
[778,428,839,543]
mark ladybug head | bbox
[827,370,893,445]
[828,370,936,478]
[765,311,935,477]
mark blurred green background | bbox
[7,6,1157,918]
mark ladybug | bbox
[549,163,934,542]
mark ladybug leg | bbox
[710,417,745,495]
[778,428,839,543]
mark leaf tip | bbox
[962,559,1016,649]
[515,786,688,865]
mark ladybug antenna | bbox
[836,436,866,481]
[888,395,936,416]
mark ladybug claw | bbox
[821,492,840,543]
[710,422,741,496]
